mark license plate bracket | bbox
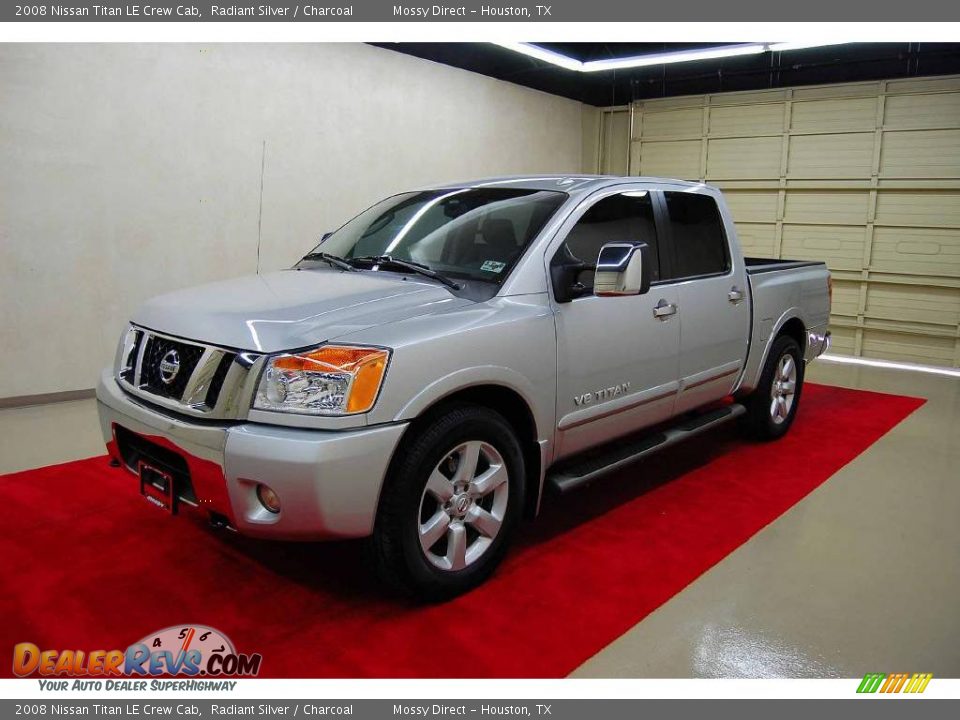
[138,461,178,515]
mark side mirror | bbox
[594,242,651,297]
[550,244,591,303]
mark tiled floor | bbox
[2,360,958,677]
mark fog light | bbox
[256,484,281,514]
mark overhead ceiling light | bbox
[493,42,853,73]
[767,41,851,52]
[583,43,765,72]
[492,41,584,72]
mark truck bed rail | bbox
[745,257,826,274]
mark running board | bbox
[547,403,746,494]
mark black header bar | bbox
[3,0,959,22]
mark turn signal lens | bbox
[254,345,390,416]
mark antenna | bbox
[256,140,266,274]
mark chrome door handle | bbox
[653,300,677,319]
[728,286,744,303]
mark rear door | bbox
[659,190,750,415]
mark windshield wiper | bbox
[349,255,461,291]
[301,252,358,272]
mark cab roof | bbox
[422,174,715,194]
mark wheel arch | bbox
[777,316,807,355]
[736,312,808,396]
[389,383,545,520]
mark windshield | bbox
[305,187,567,284]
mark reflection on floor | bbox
[1,360,957,678]
[574,361,960,678]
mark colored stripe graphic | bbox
[906,674,933,693]
[858,673,932,694]
[857,674,886,693]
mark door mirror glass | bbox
[594,242,651,297]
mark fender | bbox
[393,364,552,444]
[393,365,556,514]
[735,307,810,395]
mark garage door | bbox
[600,75,960,368]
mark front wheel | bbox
[741,334,804,441]
[371,405,525,601]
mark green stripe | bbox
[858,673,885,693]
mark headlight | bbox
[253,345,390,416]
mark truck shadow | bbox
[203,424,743,605]
[525,425,742,545]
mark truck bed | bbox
[737,257,832,395]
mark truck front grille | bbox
[140,336,205,400]
[116,325,255,418]
[118,329,144,384]
[204,352,236,408]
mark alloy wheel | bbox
[769,352,797,425]
[417,440,509,571]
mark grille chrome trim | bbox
[118,327,144,384]
[116,325,263,420]
[132,329,149,387]
[181,346,219,407]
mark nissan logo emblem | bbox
[159,349,180,385]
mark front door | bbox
[550,189,681,460]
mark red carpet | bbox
[0,383,923,678]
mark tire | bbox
[371,405,526,601]
[741,334,804,441]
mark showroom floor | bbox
[2,360,957,678]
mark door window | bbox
[662,192,729,279]
[553,191,660,292]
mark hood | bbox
[132,268,471,353]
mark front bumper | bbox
[96,369,407,540]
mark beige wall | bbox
[580,104,602,174]
[0,43,584,399]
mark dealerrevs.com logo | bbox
[13,625,262,686]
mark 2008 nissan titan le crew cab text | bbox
[97,175,831,599]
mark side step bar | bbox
[547,403,746,494]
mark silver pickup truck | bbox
[97,175,831,598]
